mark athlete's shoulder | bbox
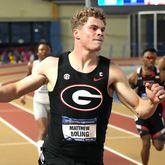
[43,56,59,62]
[56,51,70,57]
[136,66,142,74]
[32,59,39,65]
[98,55,111,67]
[99,55,110,61]
[41,51,70,65]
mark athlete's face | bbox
[37,44,50,61]
[75,17,105,51]
[143,51,157,69]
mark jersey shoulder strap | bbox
[136,66,142,75]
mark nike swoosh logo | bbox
[93,77,104,82]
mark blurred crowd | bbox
[0,47,37,64]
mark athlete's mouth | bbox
[93,39,103,42]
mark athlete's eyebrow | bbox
[89,24,105,32]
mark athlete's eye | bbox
[89,26,97,31]
[101,28,105,32]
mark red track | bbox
[0,64,137,164]
[0,102,137,165]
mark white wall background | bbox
[58,5,131,58]
[0,0,53,20]
[0,1,131,57]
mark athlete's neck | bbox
[68,51,99,73]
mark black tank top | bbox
[45,52,113,163]
[136,66,162,116]
[136,66,160,97]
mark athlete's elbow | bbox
[137,114,149,119]
[136,111,154,119]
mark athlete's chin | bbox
[93,46,102,51]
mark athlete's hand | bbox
[145,83,165,104]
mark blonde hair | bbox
[71,7,106,30]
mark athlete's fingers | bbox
[146,83,164,94]
[145,83,165,102]
[156,89,165,100]
[145,82,152,90]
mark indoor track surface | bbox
[0,63,164,165]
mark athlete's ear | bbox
[73,29,80,40]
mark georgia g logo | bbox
[60,84,103,111]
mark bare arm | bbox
[0,56,58,104]
[0,73,46,102]
[0,59,47,102]
[27,61,33,76]
[127,71,138,89]
[109,63,165,119]
[20,61,33,104]
[157,56,165,71]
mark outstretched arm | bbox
[19,61,33,104]
[0,72,46,102]
[0,56,58,103]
